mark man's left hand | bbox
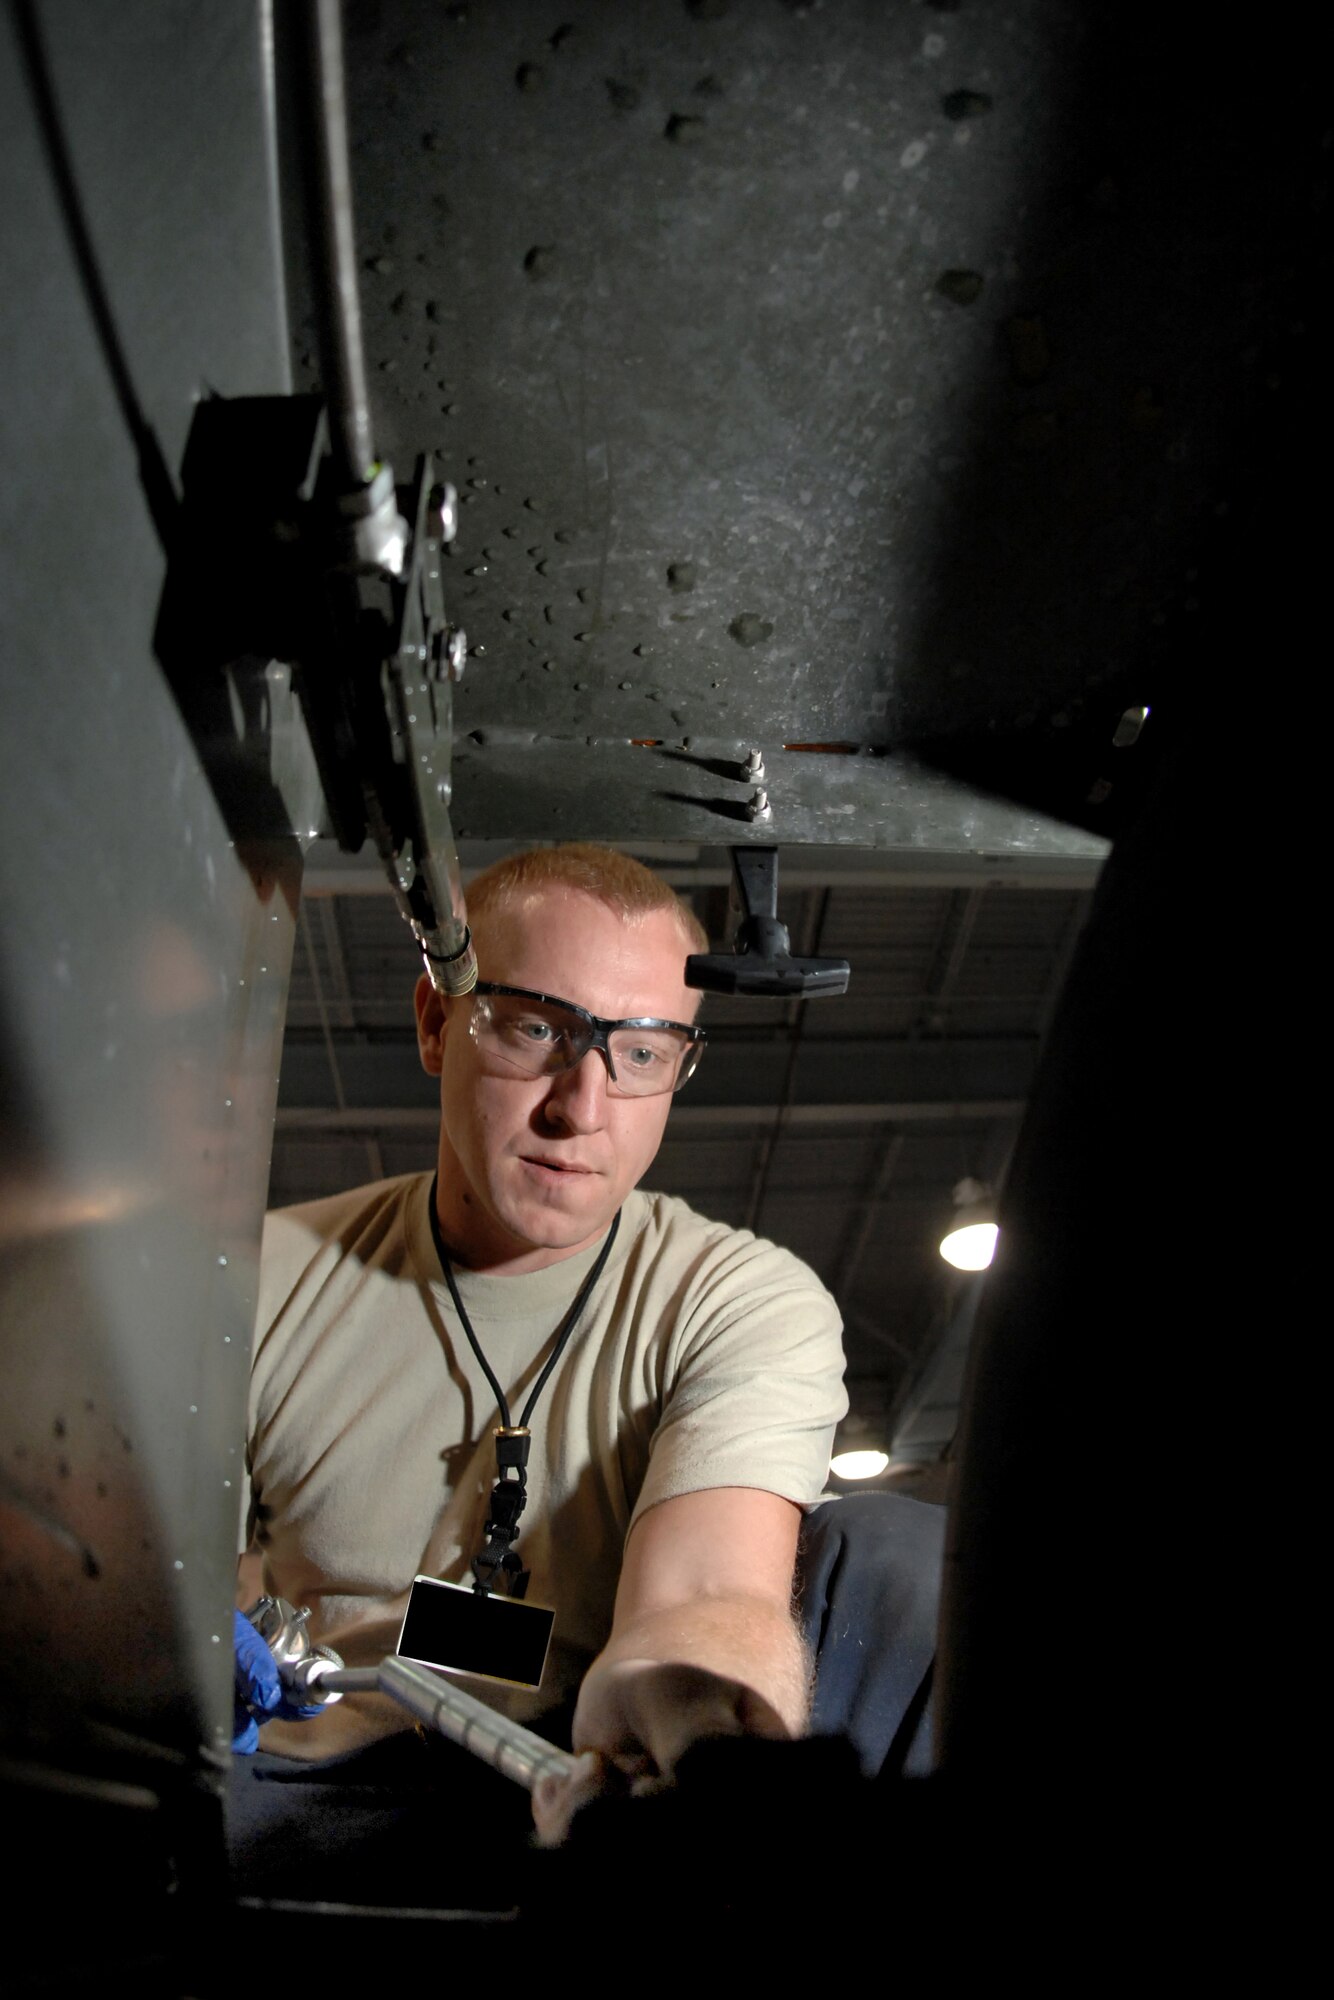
[531,1656,791,1845]
[576,1655,792,1778]
[531,1489,807,1842]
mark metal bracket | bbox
[362,453,475,993]
[155,393,476,994]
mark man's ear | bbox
[414,973,450,1077]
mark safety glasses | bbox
[469,982,706,1097]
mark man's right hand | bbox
[232,1607,330,1752]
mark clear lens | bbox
[471,992,697,1097]
[472,993,583,1073]
[607,1027,693,1092]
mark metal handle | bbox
[303,1657,578,1793]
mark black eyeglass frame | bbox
[470,981,707,1093]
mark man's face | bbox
[415,887,698,1273]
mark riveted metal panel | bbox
[0,1,294,1801]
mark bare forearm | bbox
[576,1595,812,1765]
[560,1490,810,1790]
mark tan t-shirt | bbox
[247,1172,846,1756]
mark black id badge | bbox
[396,1576,555,1691]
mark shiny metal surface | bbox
[245,1594,345,1707]
[444,737,1111,854]
[0,0,294,1769]
[324,1662,578,1792]
[366,459,479,996]
[290,0,375,487]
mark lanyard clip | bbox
[472,1427,533,1599]
[494,1425,531,1476]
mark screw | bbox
[747,788,772,821]
[432,481,459,544]
[742,747,766,780]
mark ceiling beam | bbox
[299,839,1107,898]
[275,1032,1038,1114]
[837,1132,908,1305]
[275,1100,1026,1134]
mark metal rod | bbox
[297,0,374,484]
[276,1099,1029,1133]
[321,1661,578,1793]
[743,885,832,1236]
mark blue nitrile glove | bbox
[231,1608,328,1752]
[233,1607,281,1752]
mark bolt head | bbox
[432,481,459,544]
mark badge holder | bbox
[397,1577,555,1691]
[397,1426,555,1689]
[412,1186,622,1691]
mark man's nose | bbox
[543,1048,611,1130]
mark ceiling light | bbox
[940,1176,998,1271]
[830,1448,890,1481]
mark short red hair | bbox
[464,843,708,954]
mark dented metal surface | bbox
[296,0,1312,845]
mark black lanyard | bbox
[427,1174,620,1599]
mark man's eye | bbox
[623,1042,668,1070]
[491,1010,558,1047]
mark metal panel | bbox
[0,0,294,1804]
[446,737,1114,852]
[311,0,1304,849]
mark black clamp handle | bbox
[685,847,850,997]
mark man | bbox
[234,844,891,1889]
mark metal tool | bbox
[155,2,478,1004]
[244,1594,344,1693]
[302,1659,578,1793]
[247,1595,576,1793]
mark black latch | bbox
[685,847,851,998]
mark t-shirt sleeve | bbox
[244,1199,352,1556]
[631,1231,847,1523]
